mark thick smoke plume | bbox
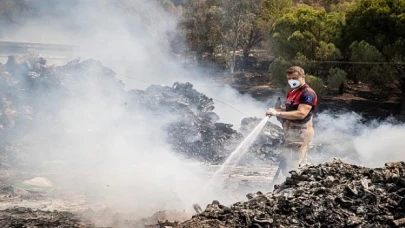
[0,0,230,218]
[1,0,405,223]
[312,112,405,167]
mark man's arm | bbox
[277,104,312,120]
[268,90,316,120]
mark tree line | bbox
[0,0,404,115]
[160,0,405,116]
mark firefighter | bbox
[266,66,318,175]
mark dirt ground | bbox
[0,163,281,227]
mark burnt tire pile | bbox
[179,159,405,228]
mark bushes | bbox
[327,68,346,89]
[269,60,348,96]
[268,57,292,88]
[306,75,326,95]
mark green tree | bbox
[270,6,343,63]
[269,6,344,83]
[343,0,405,114]
[327,67,347,94]
[347,40,389,84]
[268,57,293,88]
[268,57,327,95]
[307,75,326,95]
[294,0,355,13]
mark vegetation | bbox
[0,0,404,115]
[169,0,405,115]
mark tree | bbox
[268,57,293,88]
[178,0,222,57]
[220,0,261,73]
[343,0,405,114]
[269,6,344,79]
[238,0,294,69]
[270,6,343,61]
[327,67,347,94]
[347,40,389,83]
[294,0,355,13]
[306,75,326,95]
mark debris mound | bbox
[0,206,93,228]
[179,159,405,228]
[0,54,284,165]
[135,82,243,162]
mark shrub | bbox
[268,57,291,87]
[327,67,347,90]
[306,75,326,95]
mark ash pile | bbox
[0,54,283,167]
[180,159,405,228]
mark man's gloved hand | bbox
[266,108,280,117]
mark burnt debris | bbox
[179,159,405,228]
[0,206,94,228]
[0,55,283,166]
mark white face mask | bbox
[288,79,301,88]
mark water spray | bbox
[205,116,270,189]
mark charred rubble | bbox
[133,82,244,162]
[0,206,94,228]
[179,159,405,228]
[0,54,283,166]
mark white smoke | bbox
[312,112,405,167]
[0,0,229,220]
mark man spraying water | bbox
[205,66,317,191]
[266,66,318,176]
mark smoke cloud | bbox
[1,0,404,224]
[312,112,405,167]
[0,0,228,219]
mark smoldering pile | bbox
[133,81,244,162]
[0,54,283,167]
[179,159,405,228]
[0,206,94,228]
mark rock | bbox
[22,177,53,188]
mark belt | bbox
[289,126,307,130]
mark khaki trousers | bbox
[279,124,314,176]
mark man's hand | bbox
[265,108,279,117]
